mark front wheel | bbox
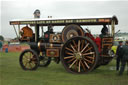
[19,49,39,70]
[61,36,99,74]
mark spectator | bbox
[119,41,128,75]
[0,40,3,52]
[116,41,123,71]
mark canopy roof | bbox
[10,15,118,26]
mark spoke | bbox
[75,60,78,71]
[78,40,81,52]
[30,52,32,58]
[78,60,81,72]
[81,40,84,51]
[24,55,29,59]
[25,53,29,57]
[84,47,93,53]
[71,44,77,52]
[24,62,28,68]
[31,55,37,60]
[83,60,90,69]
[31,61,36,65]
[31,61,36,67]
[69,59,77,68]
[26,53,31,59]
[34,60,38,64]
[29,63,32,69]
[84,58,94,64]
[65,47,74,53]
[83,52,94,56]
[23,55,28,60]
[64,56,74,59]
[66,52,74,55]
[81,60,86,71]
[73,40,77,49]
[31,57,37,61]
[85,56,95,60]
[22,58,28,63]
[67,57,76,63]
[81,43,89,53]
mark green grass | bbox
[0,52,128,85]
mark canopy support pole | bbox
[13,25,19,39]
[18,25,20,38]
[35,24,40,42]
[111,20,115,37]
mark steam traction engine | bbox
[10,16,118,74]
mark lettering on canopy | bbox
[10,18,111,25]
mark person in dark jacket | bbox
[100,25,109,38]
[101,25,108,35]
[116,41,123,71]
[119,41,128,75]
[0,40,3,52]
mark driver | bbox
[101,25,108,36]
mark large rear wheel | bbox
[61,36,99,74]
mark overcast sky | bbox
[1,0,128,38]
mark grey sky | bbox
[1,0,128,38]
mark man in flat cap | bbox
[116,41,123,71]
[119,41,128,75]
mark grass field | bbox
[0,52,128,85]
